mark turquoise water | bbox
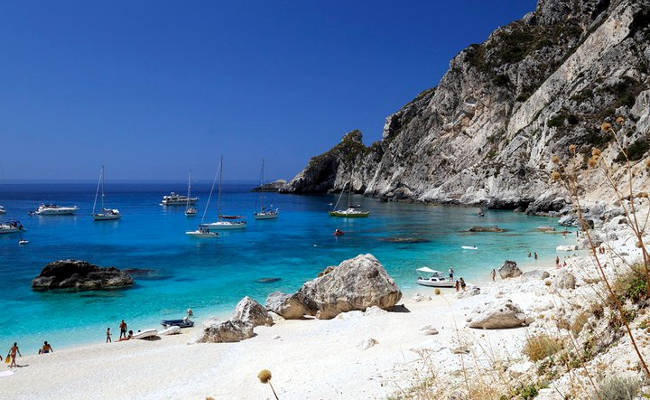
[0,183,573,352]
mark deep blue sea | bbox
[0,182,574,352]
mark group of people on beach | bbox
[106,319,133,343]
[2,340,54,368]
[448,267,467,291]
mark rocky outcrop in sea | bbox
[278,0,650,214]
[31,259,134,291]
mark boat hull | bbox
[200,221,247,230]
[132,329,158,339]
[416,278,454,288]
[254,212,278,220]
[185,230,219,238]
[162,198,198,206]
[0,227,21,234]
[328,211,370,218]
[35,206,79,215]
[161,319,194,328]
[93,213,121,221]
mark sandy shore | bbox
[1,254,572,400]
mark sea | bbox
[0,182,574,353]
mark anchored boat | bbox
[329,179,369,218]
[254,159,279,220]
[0,220,24,234]
[34,204,79,215]
[184,171,198,217]
[200,156,247,231]
[161,192,198,206]
[415,267,454,288]
[92,166,121,221]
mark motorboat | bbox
[92,166,121,221]
[18,239,29,245]
[186,227,219,238]
[415,267,455,288]
[0,220,24,234]
[132,329,158,339]
[161,318,194,328]
[0,206,5,215]
[329,177,369,218]
[461,245,478,250]
[254,159,279,220]
[161,192,198,206]
[333,229,344,236]
[34,204,79,215]
[185,207,198,216]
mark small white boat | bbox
[415,267,455,288]
[461,245,478,250]
[19,239,29,245]
[0,205,6,215]
[186,228,219,238]
[254,159,279,220]
[0,221,24,234]
[34,204,79,215]
[92,166,121,221]
[254,209,279,220]
[185,207,198,217]
[158,326,181,336]
[132,329,158,339]
[161,192,198,206]
[200,157,247,230]
[201,220,247,230]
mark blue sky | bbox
[0,0,536,182]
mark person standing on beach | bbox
[491,269,496,281]
[534,252,538,260]
[460,278,467,291]
[555,256,560,267]
[455,280,460,292]
[119,320,127,340]
[106,328,112,343]
[8,342,21,368]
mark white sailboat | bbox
[200,156,247,231]
[92,166,121,221]
[254,159,278,220]
[0,205,5,215]
[185,172,198,217]
[328,178,369,218]
[186,168,218,238]
[0,220,24,234]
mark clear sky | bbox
[0,0,536,182]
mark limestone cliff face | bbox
[283,0,650,212]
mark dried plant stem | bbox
[268,382,279,400]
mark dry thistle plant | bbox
[258,369,279,400]
[550,116,650,378]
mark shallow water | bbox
[0,182,573,352]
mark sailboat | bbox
[200,157,247,230]
[254,159,278,220]
[185,172,198,217]
[328,178,369,218]
[92,166,121,221]
[186,170,218,238]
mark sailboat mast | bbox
[92,166,101,215]
[186,171,191,210]
[217,156,223,220]
[100,165,105,211]
[201,168,218,223]
[259,159,265,212]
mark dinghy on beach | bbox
[161,318,194,328]
[132,329,158,339]
[158,326,181,335]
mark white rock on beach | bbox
[196,319,254,343]
[233,296,273,327]
[467,299,530,329]
[521,269,550,281]
[358,337,378,350]
[552,271,576,290]
[419,325,439,335]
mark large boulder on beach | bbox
[297,254,402,319]
[468,299,530,329]
[197,319,254,343]
[497,260,522,279]
[31,259,134,291]
[552,271,576,290]
[521,270,550,281]
[265,291,309,319]
[233,296,273,327]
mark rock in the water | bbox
[265,291,309,319]
[32,259,134,291]
[497,260,522,279]
[197,319,254,343]
[255,277,281,283]
[233,296,273,327]
[468,299,530,329]
[553,271,576,290]
[521,270,550,281]
[380,237,430,243]
[297,254,402,319]
[252,179,287,192]
[536,226,555,232]
[467,226,506,232]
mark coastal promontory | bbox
[32,259,134,291]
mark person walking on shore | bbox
[8,342,21,368]
[106,328,112,343]
[555,256,560,267]
[491,269,496,281]
[119,320,127,340]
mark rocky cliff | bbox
[282,0,650,212]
